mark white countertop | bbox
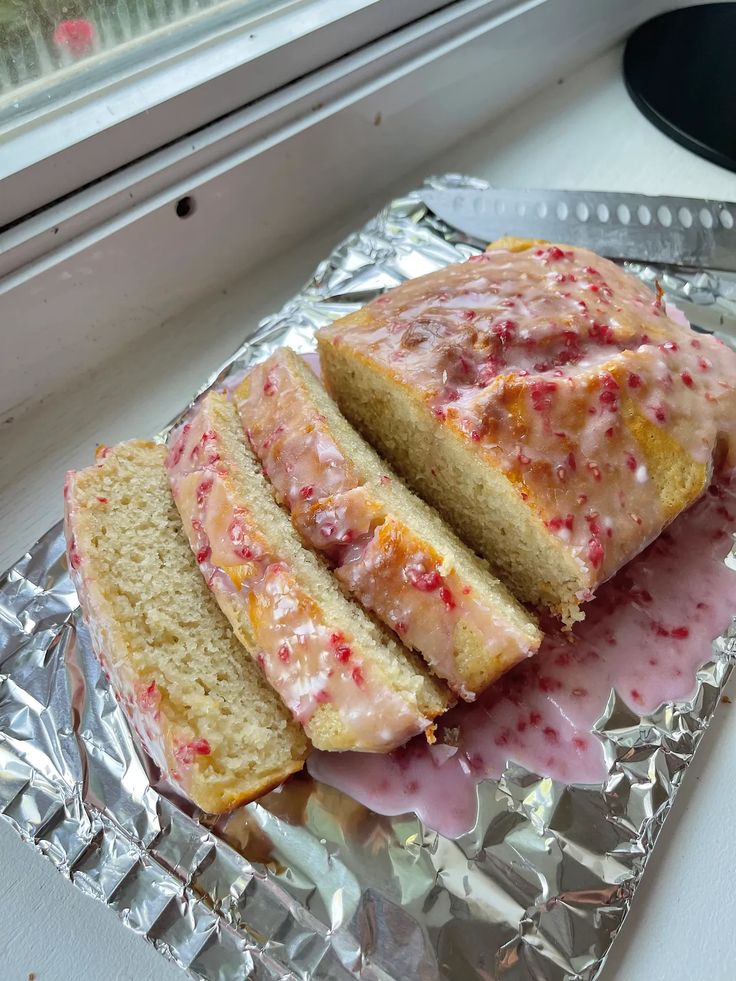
[2,45,736,981]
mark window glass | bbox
[0,0,284,123]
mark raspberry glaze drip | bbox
[309,476,736,836]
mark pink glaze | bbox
[301,350,322,376]
[166,395,436,752]
[318,245,736,589]
[309,477,736,836]
[235,350,539,699]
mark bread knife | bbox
[422,186,736,339]
[422,186,736,272]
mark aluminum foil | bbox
[2,174,736,981]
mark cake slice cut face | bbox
[235,347,541,700]
[317,240,736,623]
[166,392,450,752]
[64,440,308,814]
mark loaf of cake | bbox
[166,391,450,751]
[64,441,308,813]
[317,239,736,623]
[235,347,541,700]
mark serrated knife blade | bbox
[423,187,736,272]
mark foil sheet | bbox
[2,174,736,981]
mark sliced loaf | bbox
[166,392,451,751]
[64,440,308,813]
[235,347,541,700]
[317,239,736,623]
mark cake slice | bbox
[317,239,736,624]
[234,347,541,700]
[166,392,450,751]
[64,440,308,814]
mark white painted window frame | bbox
[0,0,493,227]
[0,0,694,424]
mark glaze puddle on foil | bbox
[309,477,736,837]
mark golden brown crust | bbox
[618,392,708,521]
[194,759,306,814]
